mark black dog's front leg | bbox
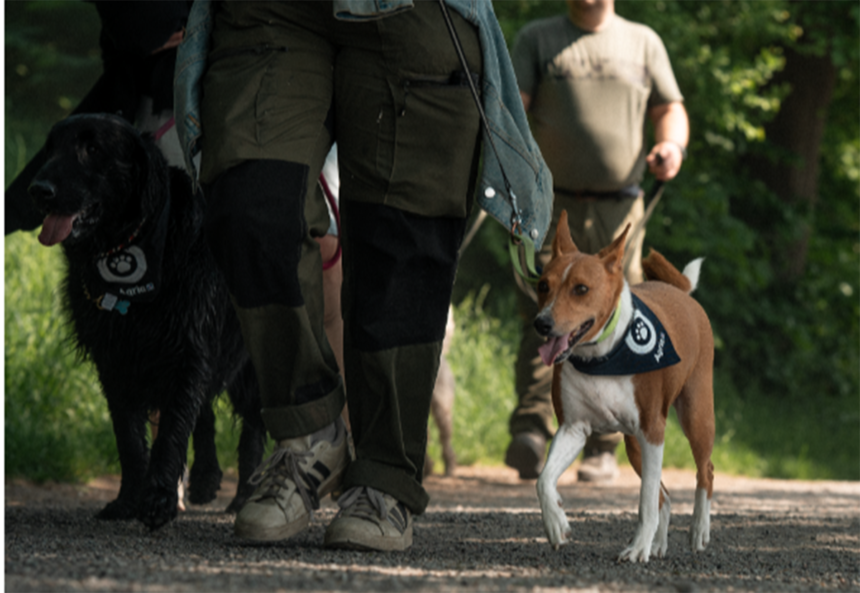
[138,394,202,530]
[96,397,149,521]
[225,363,266,514]
[188,401,223,505]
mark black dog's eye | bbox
[86,143,100,157]
[573,284,589,296]
[537,280,549,294]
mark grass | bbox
[5,231,117,481]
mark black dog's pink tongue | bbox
[38,213,76,246]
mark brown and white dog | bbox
[534,211,715,563]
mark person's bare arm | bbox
[646,101,689,181]
[152,30,184,54]
[520,91,532,114]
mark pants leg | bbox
[200,2,344,440]
[511,248,556,440]
[333,1,482,514]
[204,160,344,440]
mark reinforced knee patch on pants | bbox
[205,159,309,309]
[343,200,465,351]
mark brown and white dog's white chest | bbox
[558,362,641,436]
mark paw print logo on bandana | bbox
[625,309,657,355]
[97,246,148,284]
[110,254,135,275]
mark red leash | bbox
[153,116,176,142]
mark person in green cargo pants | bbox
[198,1,483,551]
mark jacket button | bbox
[484,187,496,199]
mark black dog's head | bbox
[29,113,169,249]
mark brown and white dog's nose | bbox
[534,313,554,337]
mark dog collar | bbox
[583,298,623,346]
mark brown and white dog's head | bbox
[534,210,629,366]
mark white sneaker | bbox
[324,486,413,551]
[234,417,349,542]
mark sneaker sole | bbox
[576,469,620,483]
[324,526,413,552]
[235,514,310,542]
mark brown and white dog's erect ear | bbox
[552,210,578,259]
[598,223,631,275]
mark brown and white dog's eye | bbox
[537,280,549,294]
[574,284,589,296]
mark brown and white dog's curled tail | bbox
[641,249,704,295]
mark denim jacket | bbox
[174,0,553,247]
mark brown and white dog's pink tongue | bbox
[538,333,571,367]
[38,213,76,246]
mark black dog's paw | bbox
[95,497,139,521]
[137,484,179,530]
[188,465,222,505]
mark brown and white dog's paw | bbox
[618,535,653,563]
[539,495,571,548]
[651,497,671,558]
[690,488,711,552]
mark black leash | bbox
[437,0,541,284]
[621,153,668,273]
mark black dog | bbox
[28,113,265,530]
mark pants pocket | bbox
[383,71,482,218]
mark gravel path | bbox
[5,465,859,592]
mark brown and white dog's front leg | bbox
[537,422,587,549]
[619,433,665,563]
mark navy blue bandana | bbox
[570,293,680,376]
[83,196,170,314]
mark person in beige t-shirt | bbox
[505,0,689,483]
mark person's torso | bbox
[519,15,677,192]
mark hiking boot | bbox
[504,431,547,480]
[234,417,349,542]
[324,486,413,551]
[577,451,620,483]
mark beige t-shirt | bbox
[512,14,683,192]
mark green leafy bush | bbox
[5,232,118,481]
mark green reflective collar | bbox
[593,298,623,344]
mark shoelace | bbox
[336,486,389,521]
[247,446,319,512]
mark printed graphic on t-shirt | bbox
[546,52,649,90]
